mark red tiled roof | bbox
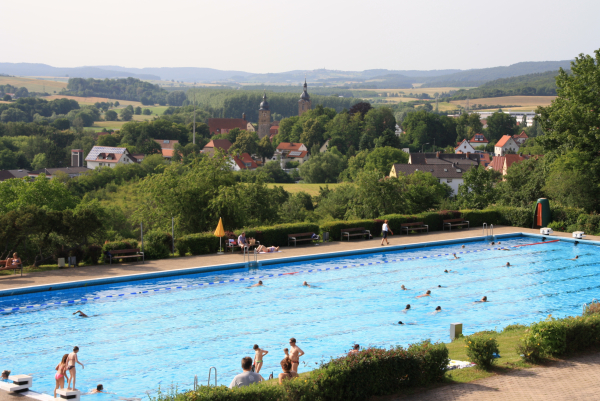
[277,142,305,151]
[287,151,308,159]
[204,139,233,151]
[162,149,175,158]
[489,156,505,172]
[154,139,179,149]
[240,153,258,168]
[504,154,527,169]
[478,153,491,166]
[513,131,529,139]
[208,118,247,135]
[470,133,489,143]
[495,135,514,148]
[270,126,279,134]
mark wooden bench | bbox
[443,219,470,231]
[108,249,144,264]
[401,222,429,235]
[341,227,371,241]
[0,260,23,276]
[288,232,317,247]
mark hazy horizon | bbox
[2,0,598,73]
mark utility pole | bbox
[192,87,196,145]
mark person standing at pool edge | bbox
[289,338,304,373]
[381,220,393,246]
[54,354,69,398]
[253,344,268,374]
[67,346,84,391]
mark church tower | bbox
[298,78,311,116]
[258,91,271,139]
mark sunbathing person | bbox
[257,245,279,253]
[416,290,431,298]
[249,281,263,288]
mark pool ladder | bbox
[483,223,494,241]
[194,367,217,390]
[244,246,259,268]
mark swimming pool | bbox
[1,234,597,400]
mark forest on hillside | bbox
[447,71,561,100]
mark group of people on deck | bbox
[229,338,304,388]
[236,232,279,253]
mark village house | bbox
[208,115,249,135]
[408,152,480,167]
[455,139,475,154]
[488,154,536,176]
[494,135,520,156]
[469,133,489,149]
[273,142,309,168]
[154,139,179,160]
[512,131,529,145]
[85,146,137,169]
[0,169,30,182]
[201,139,233,155]
[390,163,474,195]
[28,167,90,179]
[230,153,258,171]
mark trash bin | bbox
[68,256,77,267]
[58,258,65,268]
[323,232,329,242]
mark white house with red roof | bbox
[512,131,529,145]
[201,139,233,155]
[494,135,520,156]
[230,153,258,171]
[469,133,489,149]
[455,139,475,154]
[273,142,309,167]
[85,146,137,169]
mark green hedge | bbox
[494,206,534,228]
[576,213,600,235]
[460,209,503,228]
[176,341,448,401]
[379,211,457,233]
[551,204,585,227]
[518,313,600,363]
[242,223,320,247]
[320,219,377,241]
[176,233,220,256]
[144,230,173,260]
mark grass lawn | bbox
[266,183,343,196]
[0,76,67,93]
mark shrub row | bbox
[320,219,378,241]
[175,341,448,401]
[517,313,600,363]
[242,223,320,247]
[176,233,220,256]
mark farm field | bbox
[0,76,67,93]
[266,183,342,196]
[42,95,144,107]
[91,114,156,131]
[451,96,556,111]
[355,87,472,96]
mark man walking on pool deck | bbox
[67,346,84,391]
[289,338,304,373]
[381,220,393,246]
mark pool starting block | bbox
[56,389,81,401]
[573,231,586,239]
[540,227,553,235]
[6,374,32,393]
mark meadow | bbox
[42,95,143,107]
[451,96,556,111]
[0,76,67,93]
[266,183,342,196]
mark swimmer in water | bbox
[569,256,579,260]
[401,285,408,290]
[417,290,431,298]
[475,296,488,303]
[444,269,449,273]
[403,304,410,312]
[542,237,546,242]
[506,262,511,266]
[303,281,310,287]
[497,242,501,245]
[398,321,404,325]
[575,241,579,246]
[73,310,88,318]
[433,306,442,314]
[491,241,495,245]
[461,245,465,249]
[452,253,459,260]
[250,280,263,288]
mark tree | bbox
[257,136,275,163]
[231,131,259,155]
[457,166,501,209]
[114,101,120,107]
[97,134,120,147]
[455,113,483,143]
[167,91,187,106]
[300,118,326,151]
[120,108,133,122]
[402,110,457,148]
[349,102,372,117]
[374,128,401,148]
[142,108,152,115]
[1,108,28,123]
[299,149,347,183]
[2,94,11,101]
[486,112,518,141]
[52,118,71,130]
[105,110,118,121]
[134,106,142,115]
[496,157,546,207]
[364,147,408,175]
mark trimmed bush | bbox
[495,206,534,228]
[176,233,219,256]
[242,223,320,247]
[319,220,377,241]
[82,245,102,265]
[576,213,600,235]
[551,205,585,227]
[144,230,173,260]
[464,334,500,370]
[460,209,503,228]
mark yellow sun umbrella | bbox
[214,217,225,254]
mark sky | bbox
[2,0,599,73]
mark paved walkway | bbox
[0,227,591,292]
[395,352,600,401]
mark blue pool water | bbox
[1,235,597,400]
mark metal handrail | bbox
[490,224,494,239]
[208,367,217,387]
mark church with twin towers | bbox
[257,79,311,139]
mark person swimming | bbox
[398,321,404,325]
[451,253,459,260]
[569,255,579,260]
[575,241,579,246]
[403,304,410,312]
[401,285,408,290]
[542,237,546,242]
[491,241,495,245]
[461,245,465,249]
[434,306,442,313]
[475,296,488,303]
[303,281,310,287]
[417,290,431,298]
[506,262,511,266]
[73,310,88,318]
[250,280,263,288]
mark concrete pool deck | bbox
[0,226,596,292]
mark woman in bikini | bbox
[256,245,279,253]
[54,354,69,398]
[278,358,298,384]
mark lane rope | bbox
[0,241,561,313]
